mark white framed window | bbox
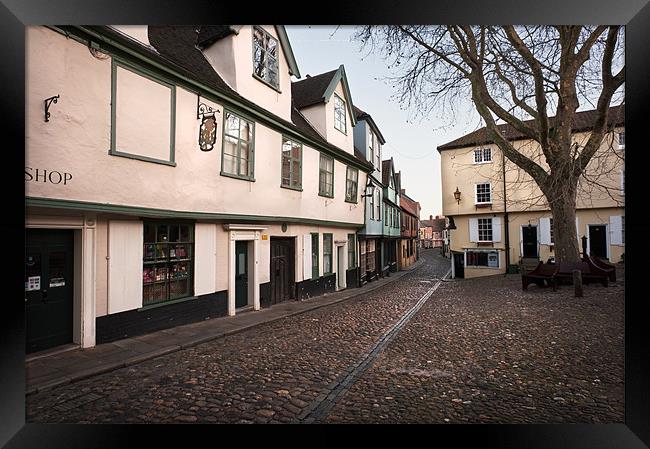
[375,189,381,220]
[334,94,347,134]
[474,147,492,164]
[549,218,554,244]
[475,183,492,204]
[477,218,493,242]
[368,131,375,166]
[376,141,381,170]
[618,132,625,149]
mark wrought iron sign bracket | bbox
[197,101,220,120]
[44,95,60,122]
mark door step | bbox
[26,343,80,362]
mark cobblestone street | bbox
[26,250,624,424]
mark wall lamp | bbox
[453,186,461,204]
[361,179,376,198]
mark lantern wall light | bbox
[453,187,461,204]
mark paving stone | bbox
[25,251,622,424]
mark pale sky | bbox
[285,25,483,220]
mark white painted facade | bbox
[25,25,370,350]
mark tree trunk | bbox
[548,180,581,263]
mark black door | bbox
[235,241,248,308]
[270,238,294,304]
[589,225,608,259]
[453,253,464,279]
[25,229,74,353]
[522,226,538,258]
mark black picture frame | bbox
[3,0,648,447]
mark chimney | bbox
[429,215,433,221]
[435,215,440,219]
[306,74,311,78]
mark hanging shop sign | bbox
[197,101,220,152]
[25,167,72,185]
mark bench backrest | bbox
[557,261,590,275]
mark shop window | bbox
[465,250,499,268]
[143,222,194,306]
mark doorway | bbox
[25,229,74,354]
[453,253,464,279]
[588,225,608,259]
[337,246,345,289]
[235,240,249,308]
[270,237,295,304]
[522,225,538,258]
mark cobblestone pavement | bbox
[26,251,624,424]
[325,265,624,424]
[26,250,449,424]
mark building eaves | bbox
[69,25,372,172]
[437,104,625,152]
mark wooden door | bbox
[25,229,74,353]
[235,241,248,308]
[270,238,294,304]
[589,225,608,259]
[522,226,538,258]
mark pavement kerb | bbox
[27,258,427,396]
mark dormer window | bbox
[334,94,347,134]
[252,26,279,90]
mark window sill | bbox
[109,149,176,167]
[220,171,255,182]
[345,198,358,204]
[475,203,492,208]
[281,184,303,192]
[138,295,197,311]
[252,73,282,93]
[473,160,493,165]
[319,192,334,199]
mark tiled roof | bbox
[421,218,446,232]
[148,25,237,95]
[290,105,325,142]
[354,105,370,121]
[137,26,372,171]
[400,194,419,216]
[291,69,339,109]
[438,104,625,151]
[196,26,237,49]
[381,159,392,186]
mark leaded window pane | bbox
[252,26,279,89]
[334,94,346,133]
[222,112,254,178]
[319,154,334,196]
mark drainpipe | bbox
[502,150,511,273]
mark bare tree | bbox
[355,26,624,263]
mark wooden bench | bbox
[554,261,609,288]
[522,261,559,290]
[584,254,616,282]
